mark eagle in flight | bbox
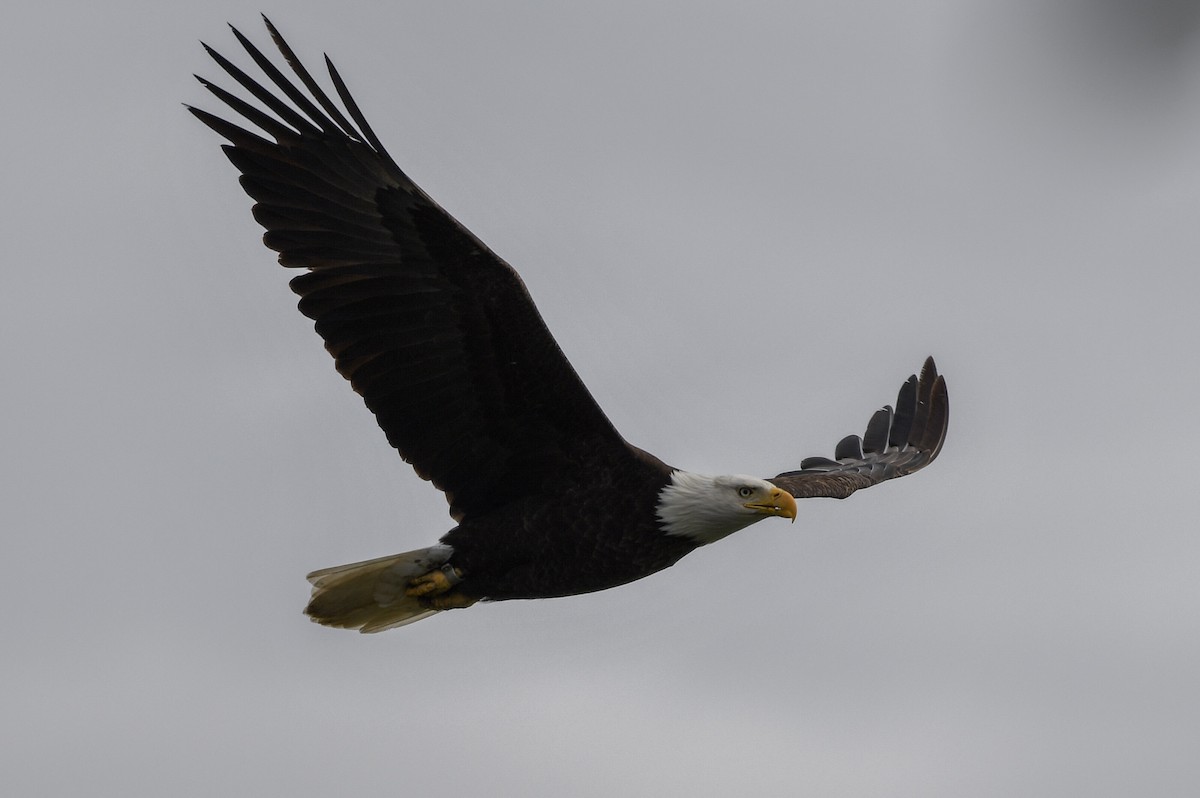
[191,18,949,632]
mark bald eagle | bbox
[191,18,949,632]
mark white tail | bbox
[304,545,453,633]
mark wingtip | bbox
[925,357,948,421]
[931,373,949,416]
[923,372,949,461]
[861,406,893,454]
[921,355,938,383]
[228,22,253,48]
[835,433,865,461]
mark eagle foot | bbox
[425,591,478,610]
[404,564,463,598]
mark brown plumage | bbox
[190,18,949,632]
[770,357,948,500]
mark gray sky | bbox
[5,1,1200,795]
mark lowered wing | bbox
[769,357,948,500]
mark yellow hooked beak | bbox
[745,486,798,523]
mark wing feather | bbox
[191,19,629,522]
[769,357,948,500]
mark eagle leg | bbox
[404,564,463,598]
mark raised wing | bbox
[768,357,948,500]
[189,18,628,522]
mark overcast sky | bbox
[5,1,1200,795]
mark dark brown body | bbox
[443,444,695,600]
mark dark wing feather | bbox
[190,18,628,522]
[768,357,948,500]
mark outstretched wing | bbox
[768,357,948,500]
[190,18,628,522]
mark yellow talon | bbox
[427,592,478,610]
[404,566,462,597]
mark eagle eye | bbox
[737,486,755,498]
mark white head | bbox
[657,471,798,545]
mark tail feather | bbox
[305,545,452,633]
